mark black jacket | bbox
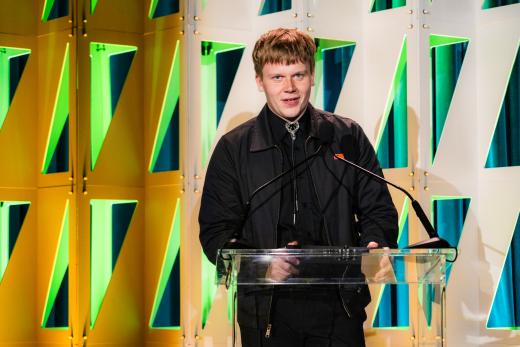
[199,104,398,328]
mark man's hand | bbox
[367,241,394,282]
[265,241,300,282]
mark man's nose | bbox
[284,78,296,92]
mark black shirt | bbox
[266,106,328,247]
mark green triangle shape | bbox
[90,42,137,170]
[370,0,406,12]
[313,38,356,112]
[41,0,69,22]
[90,199,137,328]
[430,35,469,163]
[42,201,69,328]
[150,40,181,172]
[482,0,520,9]
[0,46,31,131]
[487,214,520,329]
[149,0,180,18]
[43,44,69,174]
[0,201,30,283]
[485,45,520,168]
[91,0,99,14]
[376,37,408,168]
[150,199,181,328]
[200,41,245,167]
[259,0,292,15]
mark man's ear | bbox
[255,75,265,92]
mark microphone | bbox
[335,135,452,249]
[223,121,333,249]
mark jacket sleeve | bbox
[199,137,247,264]
[350,124,398,248]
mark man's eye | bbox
[294,73,304,79]
[272,75,282,80]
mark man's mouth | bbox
[282,96,300,105]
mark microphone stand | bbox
[332,154,453,250]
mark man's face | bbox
[256,62,314,120]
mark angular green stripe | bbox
[200,41,245,167]
[90,42,137,170]
[149,40,180,172]
[430,35,470,49]
[0,201,30,282]
[148,0,159,19]
[41,0,54,22]
[42,200,69,328]
[91,0,99,14]
[150,198,181,328]
[90,199,137,327]
[375,36,407,150]
[0,47,31,130]
[42,43,69,173]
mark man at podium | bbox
[200,28,398,347]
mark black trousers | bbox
[239,293,366,347]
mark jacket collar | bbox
[250,103,323,152]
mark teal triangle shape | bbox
[314,38,356,113]
[111,202,137,269]
[0,202,30,283]
[482,0,520,9]
[109,51,135,115]
[371,0,406,12]
[90,43,137,170]
[90,199,137,328]
[0,47,31,130]
[259,0,291,15]
[373,202,410,328]
[421,197,470,326]
[430,36,469,163]
[487,214,520,329]
[152,252,181,327]
[149,0,180,18]
[44,268,69,328]
[153,102,179,172]
[485,45,520,168]
[46,116,69,173]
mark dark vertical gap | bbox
[45,268,69,328]
[152,0,180,18]
[109,51,136,115]
[8,54,29,104]
[216,48,244,126]
[8,204,30,255]
[153,252,181,327]
[47,116,70,173]
[111,202,137,270]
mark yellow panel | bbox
[77,186,144,346]
[77,30,144,188]
[144,29,184,187]
[0,34,37,188]
[0,2,37,36]
[87,0,145,34]
[0,188,37,345]
[37,31,77,188]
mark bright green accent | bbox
[201,253,216,328]
[376,36,407,151]
[0,201,30,282]
[42,200,69,328]
[398,198,410,239]
[429,35,469,163]
[201,0,207,10]
[0,47,31,131]
[41,0,54,21]
[370,0,406,12]
[483,0,520,9]
[91,0,99,14]
[200,41,245,167]
[430,35,469,49]
[89,42,137,170]
[149,40,180,172]
[148,0,159,18]
[313,39,355,110]
[150,198,181,328]
[42,43,69,174]
[90,199,137,328]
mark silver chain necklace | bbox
[285,121,300,140]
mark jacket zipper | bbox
[265,144,283,339]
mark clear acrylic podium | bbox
[216,248,456,347]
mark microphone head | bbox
[317,120,334,145]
